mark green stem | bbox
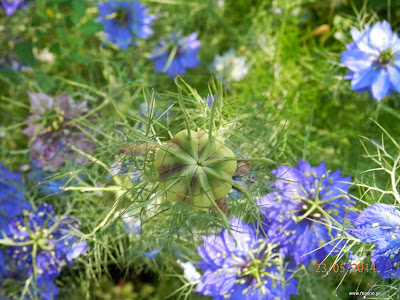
[69,144,122,186]
[208,157,277,165]
[60,186,123,192]
[56,77,107,98]
[318,194,351,205]
[0,239,34,246]
[391,155,400,204]
[163,45,178,73]
[175,76,192,141]
[32,243,38,281]
[66,98,110,126]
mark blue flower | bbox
[4,203,87,281]
[143,248,161,258]
[98,1,154,50]
[1,0,27,16]
[177,260,201,282]
[0,251,5,280]
[29,168,67,195]
[203,94,215,108]
[30,276,59,300]
[0,164,31,228]
[347,203,400,278]
[345,251,366,272]
[341,21,400,100]
[120,210,142,234]
[257,160,355,266]
[195,217,298,300]
[151,33,201,76]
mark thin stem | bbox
[60,186,123,192]
[391,155,400,204]
[208,157,277,165]
[175,76,192,140]
[69,144,122,186]
[0,239,35,246]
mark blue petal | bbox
[350,66,378,90]
[165,60,186,76]
[370,68,391,100]
[153,54,169,73]
[340,49,372,72]
[143,248,161,258]
[354,29,379,56]
[369,21,392,50]
[66,241,88,261]
[371,239,400,278]
[178,50,200,68]
[388,65,400,92]
[348,204,400,243]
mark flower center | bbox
[378,48,396,66]
[42,107,65,133]
[115,8,130,25]
[299,202,323,221]
[233,242,280,296]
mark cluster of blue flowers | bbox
[195,159,355,298]
[195,158,400,296]
[0,165,87,299]
[97,1,201,76]
[7,0,399,100]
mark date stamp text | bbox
[315,263,376,273]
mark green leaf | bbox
[79,20,103,35]
[72,0,88,24]
[0,68,23,85]
[67,53,89,65]
[36,72,55,92]
[49,43,62,55]
[14,41,35,66]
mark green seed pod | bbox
[154,130,237,208]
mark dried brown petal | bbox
[211,197,228,215]
[234,160,251,176]
[115,142,158,155]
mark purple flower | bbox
[30,276,59,300]
[195,218,298,300]
[23,91,96,172]
[257,160,355,266]
[1,0,27,16]
[98,1,154,50]
[341,21,400,100]
[0,164,31,228]
[4,203,87,281]
[348,203,400,278]
[151,33,201,76]
[0,251,5,280]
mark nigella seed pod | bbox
[154,130,237,208]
